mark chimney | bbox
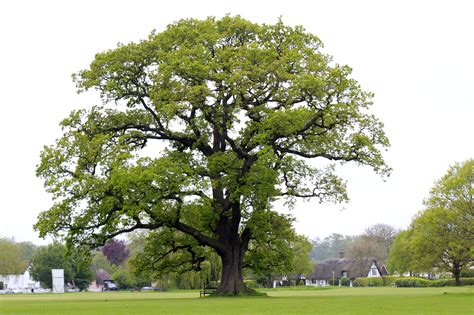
[339,251,345,259]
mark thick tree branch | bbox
[174,221,224,253]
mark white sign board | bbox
[51,269,64,293]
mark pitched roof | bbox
[311,257,380,280]
[95,268,112,282]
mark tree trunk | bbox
[453,267,461,286]
[215,239,255,295]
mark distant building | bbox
[308,254,387,287]
[0,266,41,291]
[88,268,113,292]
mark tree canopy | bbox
[35,16,389,295]
[30,243,93,290]
[387,159,473,284]
[346,223,397,263]
[0,238,30,275]
[102,239,130,266]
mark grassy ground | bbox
[0,286,473,314]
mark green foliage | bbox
[460,269,474,278]
[352,277,384,287]
[0,238,30,275]
[339,276,350,286]
[91,251,114,274]
[290,235,314,277]
[394,277,474,287]
[388,160,473,285]
[30,243,74,288]
[29,243,93,290]
[353,276,474,288]
[394,277,431,287]
[70,254,94,291]
[381,276,399,286]
[112,261,151,289]
[244,212,296,276]
[2,288,474,315]
[243,279,258,288]
[34,16,390,294]
[328,278,339,286]
[353,276,398,287]
[386,229,416,275]
[131,228,211,278]
[128,229,213,290]
[430,278,474,287]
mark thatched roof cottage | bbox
[308,255,388,286]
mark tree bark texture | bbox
[215,236,255,295]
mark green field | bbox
[1,287,473,315]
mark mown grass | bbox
[0,286,473,314]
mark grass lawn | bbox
[1,286,473,314]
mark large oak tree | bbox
[35,16,389,295]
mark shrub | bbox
[431,279,455,287]
[382,276,399,286]
[340,276,350,287]
[353,276,474,288]
[394,277,431,287]
[431,278,474,287]
[460,278,474,286]
[352,278,364,287]
[352,277,385,287]
[244,279,258,288]
[461,270,474,278]
[328,278,339,286]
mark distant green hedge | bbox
[352,276,474,287]
[352,276,398,287]
[460,270,474,278]
[353,277,383,287]
[394,277,431,287]
[394,277,474,287]
[427,278,474,287]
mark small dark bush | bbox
[340,276,350,287]
[460,270,474,278]
[328,278,339,286]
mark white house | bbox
[0,266,41,291]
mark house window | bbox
[342,271,347,277]
[371,267,378,276]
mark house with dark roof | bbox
[88,268,114,292]
[308,255,387,287]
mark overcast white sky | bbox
[0,0,472,244]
